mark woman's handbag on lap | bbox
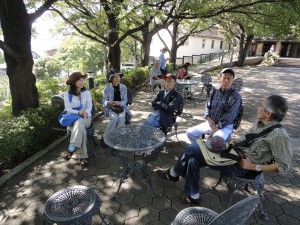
[110,106,124,114]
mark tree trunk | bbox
[107,11,121,71]
[0,0,39,116]
[141,26,152,67]
[170,20,179,67]
[237,34,254,67]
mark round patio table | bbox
[104,125,166,198]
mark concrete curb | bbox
[0,112,104,187]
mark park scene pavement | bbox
[0,64,299,225]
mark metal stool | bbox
[43,185,111,225]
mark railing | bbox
[176,50,238,66]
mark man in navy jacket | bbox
[144,74,180,135]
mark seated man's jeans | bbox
[173,142,248,198]
[144,110,161,128]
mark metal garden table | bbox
[104,125,166,199]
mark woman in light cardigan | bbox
[64,72,92,166]
[102,69,131,135]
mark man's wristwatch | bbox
[255,164,262,172]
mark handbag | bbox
[59,109,82,127]
[110,106,124,114]
[197,139,238,166]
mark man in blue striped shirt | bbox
[186,68,242,144]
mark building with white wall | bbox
[150,27,230,61]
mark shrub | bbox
[0,105,61,165]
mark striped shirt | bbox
[205,88,242,128]
[241,120,292,175]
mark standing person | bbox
[149,60,165,90]
[159,47,168,75]
[156,95,292,205]
[177,62,193,80]
[101,69,131,145]
[144,74,180,135]
[186,68,242,144]
[64,72,93,166]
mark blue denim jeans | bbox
[143,110,161,128]
[173,142,248,197]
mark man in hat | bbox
[186,68,242,144]
[156,95,292,206]
[144,74,180,135]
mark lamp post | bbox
[87,70,94,90]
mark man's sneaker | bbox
[156,169,179,182]
[174,196,200,206]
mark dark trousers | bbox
[173,142,248,197]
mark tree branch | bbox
[29,0,58,23]
[0,40,21,63]
[50,7,108,46]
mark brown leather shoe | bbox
[156,169,179,182]
[174,196,200,206]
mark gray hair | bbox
[264,95,288,122]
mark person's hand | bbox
[209,127,218,136]
[239,158,255,170]
[156,101,161,105]
[111,101,120,106]
[207,117,217,129]
[78,110,87,118]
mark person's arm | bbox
[151,91,162,110]
[102,85,110,107]
[82,90,93,117]
[239,158,279,172]
[158,91,180,113]
[240,128,292,175]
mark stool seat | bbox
[43,185,110,225]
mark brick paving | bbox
[0,65,299,225]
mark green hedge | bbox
[0,105,61,165]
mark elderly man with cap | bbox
[144,74,180,135]
[186,68,242,144]
[101,69,132,141]
[64,72,93,166]
[156,95,292,206]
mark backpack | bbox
[208,89,243,130]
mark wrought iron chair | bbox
[212,171,268,220]
[200,72,213,98]
[167,92,184,144]
[232,78,243,91]
[125,89,133,125]
[172,195,260,225]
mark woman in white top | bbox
[64,72,93,166]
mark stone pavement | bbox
[0,65,299,225]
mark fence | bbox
[176,50,238,66]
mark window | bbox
[202,39,206,48]
[220,41,223,49]
[211,40,215,49]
